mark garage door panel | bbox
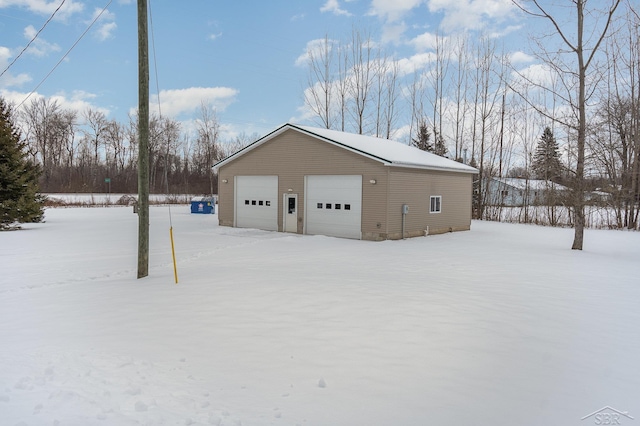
[305,175,362,239]
[235,176,278,231]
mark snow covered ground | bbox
[1,206,639,426]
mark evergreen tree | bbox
[432,128,448,157]
[0,98,45,230]
[411,121,433,152]
[532,127,563,181]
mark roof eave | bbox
[212,123,293,172]
[213,123,395,172]
[388,162,479,174]
[287,124,393,164]
[212,123,479,175]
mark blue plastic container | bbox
[190,196,216,214]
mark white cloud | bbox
[294,38,336,68]
[91,7,115,22]
[23,25,61,56]
[149,87,239,118]
[488,24,523,39]
[0,89,109,116]
[392,123,412,143]
[428,0,516,33]
[320,0,352,17]
[0,47,31,88]
[50,90,110,115]
[410,31,439,51]
[366,0,424,46]
[510,51,534,65]
[96,21,117,41]
[395,51,436,75]
[209,32,223,41]
[368,0,425,22]
[0,71,31,91]
[0,89,32,107]
[381,22,407,45]
[0,72,31,88]
[0,0,85,20]
[89,7,117,41]
[512,63,556,88]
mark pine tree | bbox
[0,97,45,230]
[411,121,433,152]
[432,128,448,157]
[532,127,563,181]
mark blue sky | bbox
[0,0,526,139]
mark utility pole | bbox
[137,0,149,278]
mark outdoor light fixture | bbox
[287,188,293,192]
[369,179,377,184]
[222,179,228,183]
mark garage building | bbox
[213,123,477,240]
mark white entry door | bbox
[284,193,298,233]
[305,175,362,239]
[235,176,278,231]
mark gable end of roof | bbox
[213,123,478,174]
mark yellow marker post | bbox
[170,226,178,284]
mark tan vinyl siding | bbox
[387,168,472,238]
[217,129,388,236]
[217,127,474,240]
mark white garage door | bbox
[305,175,362,239]
[235,176,278,231]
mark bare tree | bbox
[19,98,77,190]
[372,52,401,139]
[427,31,451,155]
[407,70,427,146]
[219,131,259,159]
[348,28,375,134]
[382,58,401,139]
[193,103,221,195]
[451,34,472,161]
[473,36,504,219]
[590,9,640,229]
[20,98,61,179]
[82,108,108,189]
[303,35,335,129]
[336,40,350,132]
[512,0,622,249]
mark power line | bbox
[16,0,113,110]
[148,0,163,119]
[0,0,67,79]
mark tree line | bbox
[301,1,639,234]
[6,1,638,238]
[16,99,257,195]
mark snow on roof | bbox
[213,123,478,174]
[493,177,570,191]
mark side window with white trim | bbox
[430,196,441,213]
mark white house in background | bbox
[485,177,569,206]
